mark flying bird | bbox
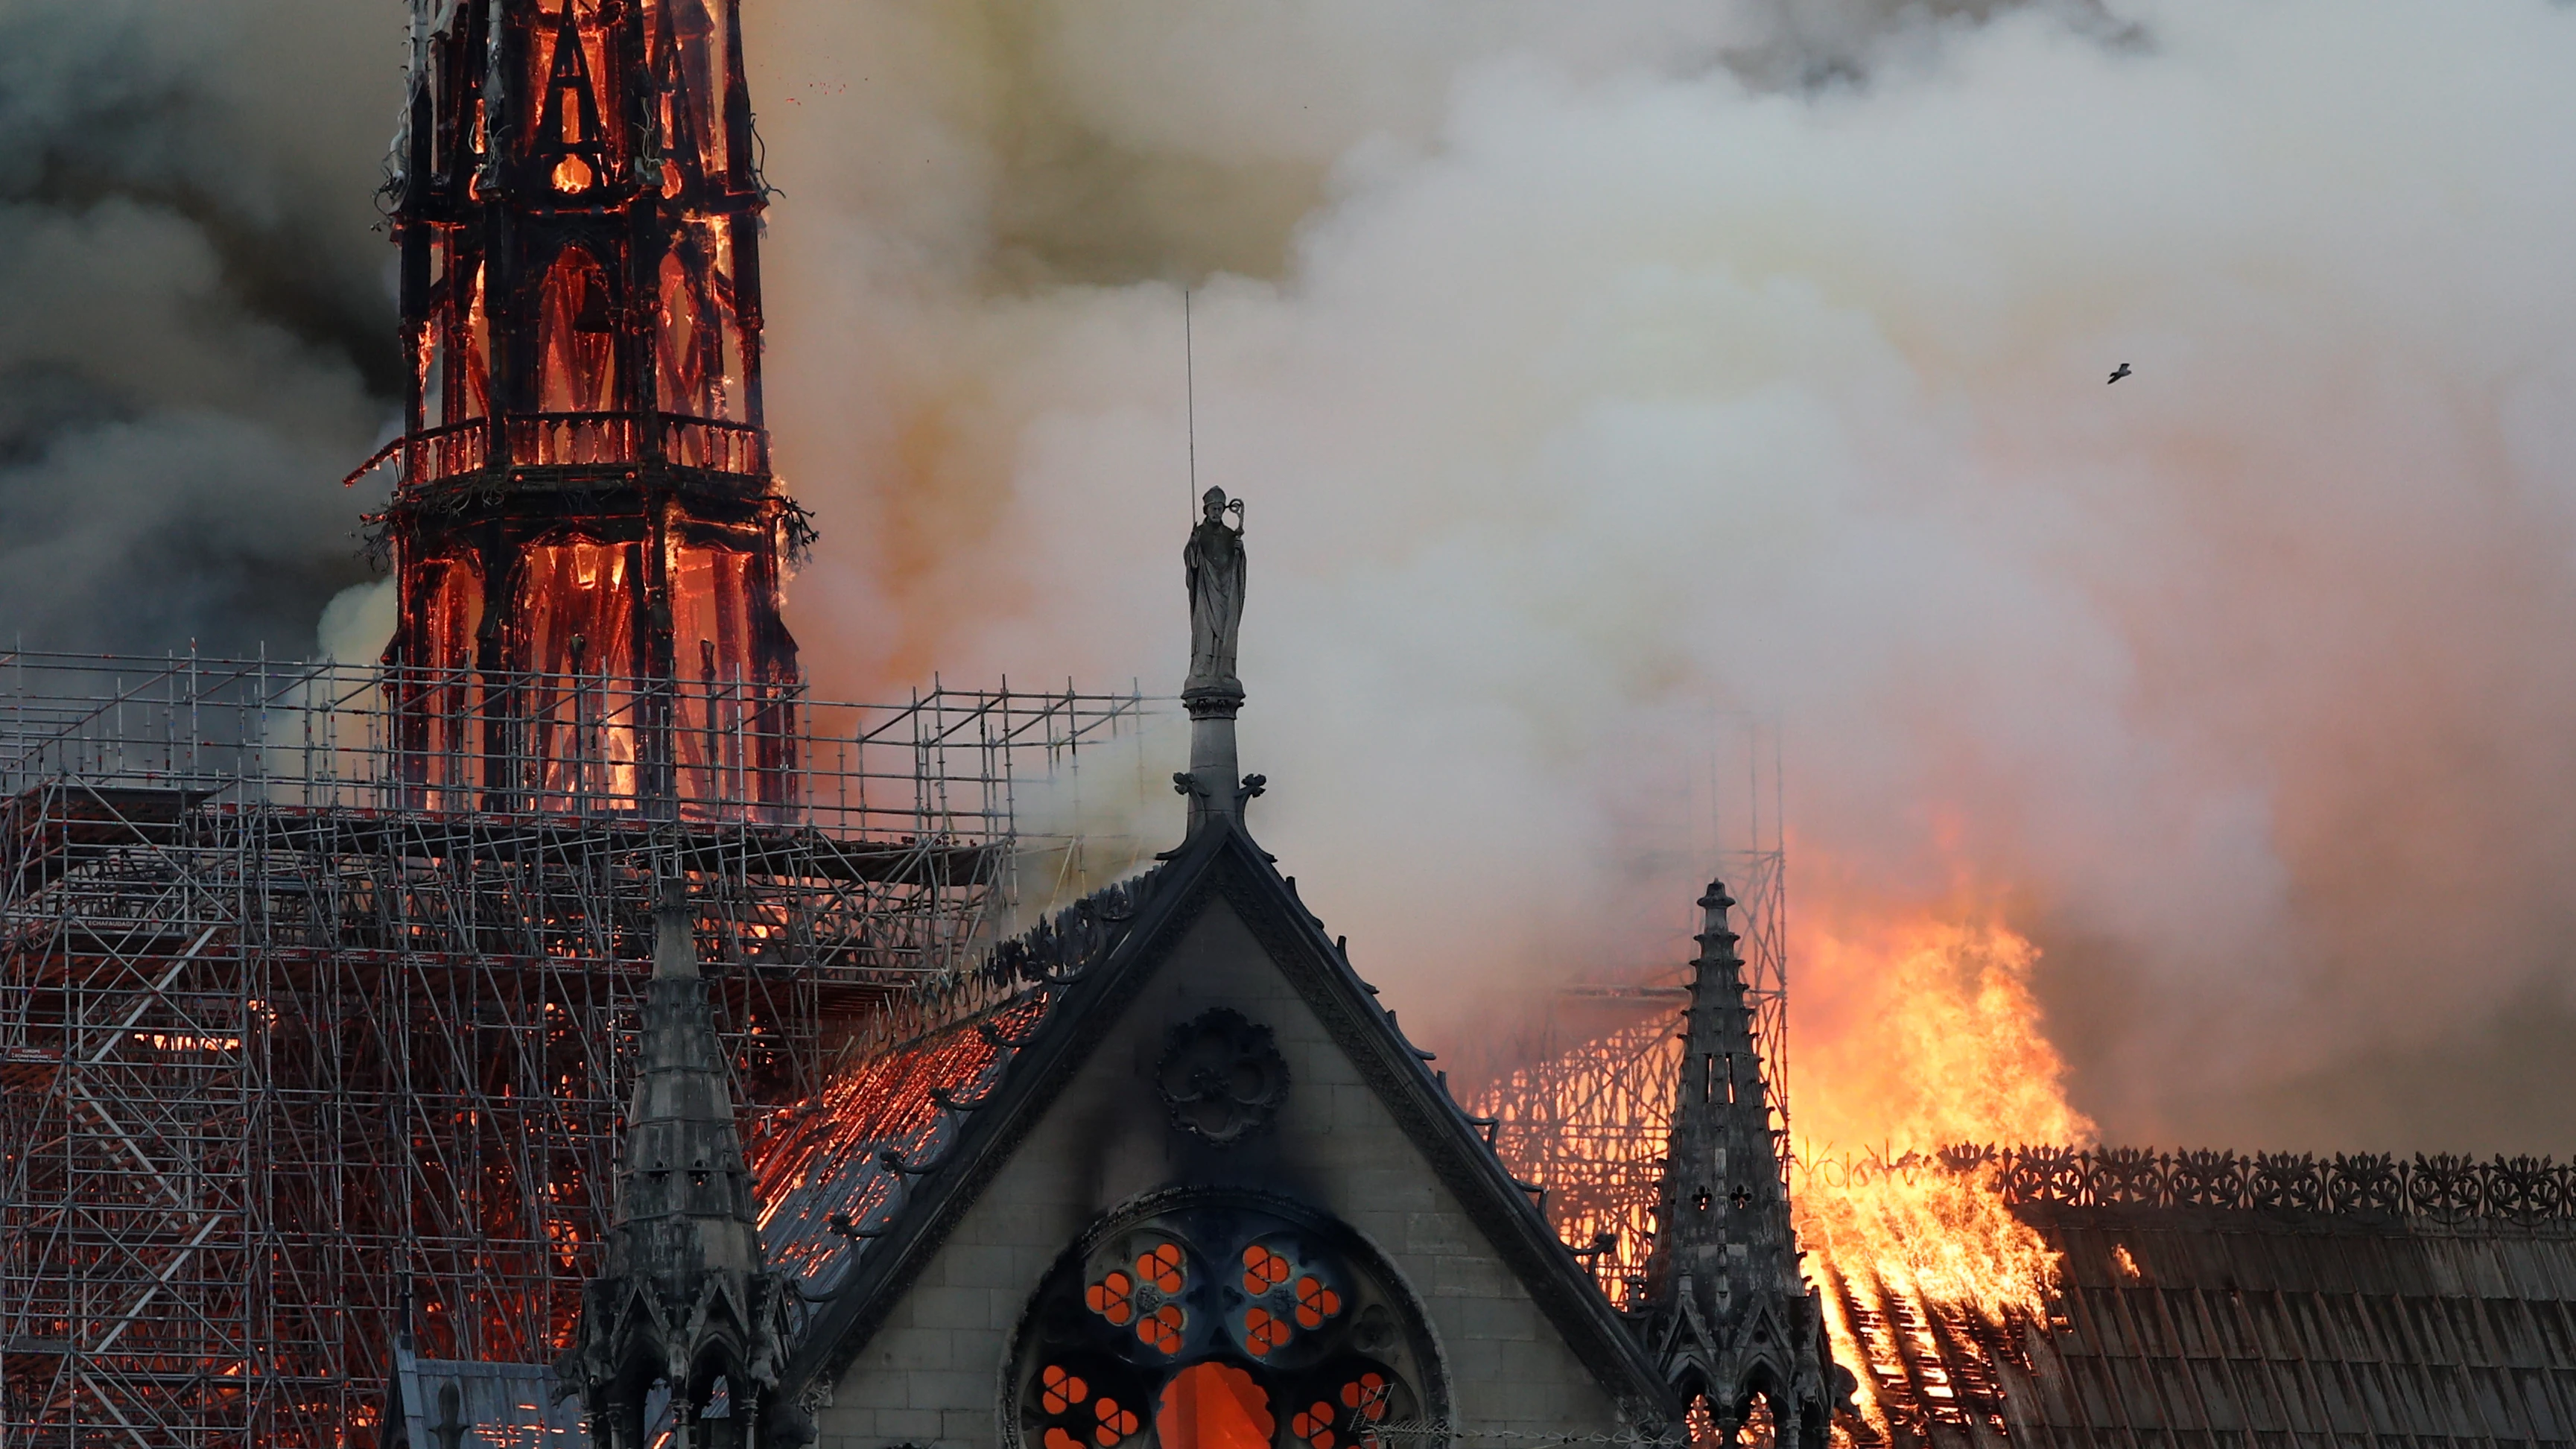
[2107,362,2133,384]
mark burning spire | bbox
[371,0,805,816]
[1640,881,1847,1447]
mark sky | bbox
[4,0,2575,1153]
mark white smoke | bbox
[752,0,2576,1152]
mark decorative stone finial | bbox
[1637,880,1847,1448]
[561,878,792,1446]
[1179,488,1252,833]
[652,880,695,980]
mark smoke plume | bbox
[749,0,2576,1153]
[0,0,399,656]
[10,0,2572,1155]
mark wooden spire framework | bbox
[376,0,805,818]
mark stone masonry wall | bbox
[813,897,1620,1448]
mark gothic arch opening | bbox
[536,245,617,413]
[656,238,741,421]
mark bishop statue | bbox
[1183,486,1247,700]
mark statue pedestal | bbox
[1182,686,1244,832]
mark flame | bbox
[1791,910,2093,1157]
[1787,905,2096,1439]
[1465,871,2098,1442]
[1798,1156,2063,1322]
[2110,1242,2140,1281]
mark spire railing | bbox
[393,411,773,489]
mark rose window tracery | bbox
[1289,1373,1393,1449]
[1012,1192,1444,1449]
[1234,1241,1342,1360]
[1038,1366,1146,1449]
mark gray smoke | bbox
[751,0,2576,1154]
[0,0,399,656]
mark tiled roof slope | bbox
[1831,1151,2576,1449]
[746,866,1164,1300]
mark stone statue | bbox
[1183,486,1246,698]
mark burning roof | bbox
[746,866,1168,1303]
[1812,1150,2576,1448]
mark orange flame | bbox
[1459,864,2099,1439]
[1789,907,2095,1439]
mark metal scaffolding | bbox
[0,650,1161,1447]
[1465,999,1684,1309]
[1459,717,1789,1309]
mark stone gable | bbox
[812,895,1621,1448]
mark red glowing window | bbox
[1085,1271,1135,1327]
[1046,1430,1083,1449]
[647,0,730,183]
[1136,1243,1185,1294]
[1092,1395,1141,1445]
[1041,1366,1090,1415]
[1339,1374,1391,1421]
[656,239,743,421]
[1155,1361,1273,1449]
[1295,1275,1343,1329]
[1292,1401,1338,1449]
[535,247,615,412]
[1136,1304,1184,1355]
[1243,1305,1291,1357]
[1242,1244,1291,1296]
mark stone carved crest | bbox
[1153,1009,1289,1147]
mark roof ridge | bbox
[828,862,1169,1068]
[1919,1144,2576,1228]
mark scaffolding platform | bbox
[0,650,1161,1447]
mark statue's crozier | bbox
[1184,486,1246,700]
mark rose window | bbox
[1012,1191,1444,1449]
[1038,1366,1146,1449]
